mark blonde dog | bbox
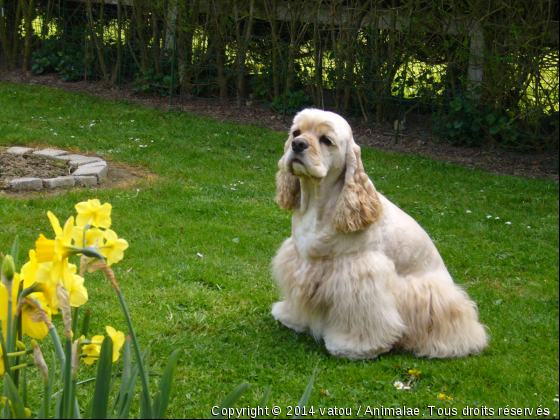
[271,109,488,360]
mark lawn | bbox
[0,81,558,419]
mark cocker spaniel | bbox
[271,109,488,360]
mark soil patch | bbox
[1,152,68,181]
[0,148,155,199]
[0,70,558,182]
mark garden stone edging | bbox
[5,146,107,191]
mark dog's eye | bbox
[320,136,333,146]
[292,130,301,138]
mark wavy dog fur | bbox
[271,109,488,360]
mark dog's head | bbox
[275,109,382,232]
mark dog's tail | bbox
[396,277,489,358]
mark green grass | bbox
[0,81,558,418]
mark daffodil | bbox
[100,230,129,266]
[82,327,124,364]
[72,226,105,248]
[106,326,125,362]
[20,251,57,315]
[36,213,82,264]
[82,335,103,365]
[54,216,82,259]
[35,234,56,264]
[37,263,87,309]
[75,199,112,229]
[35,211,64,263]
[1,273,51,340]
[35,255,74,290]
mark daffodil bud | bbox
[1,255,15,284]
[32,341,49,383]
[71,340,79,376]
[56,284,72,337]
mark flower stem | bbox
[71,306,80,338]
[6,298,12,353]
[48,327,65,365]
[62,338,75,419]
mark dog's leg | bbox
[271,301,310,333]
[396,277,489,358]
[322,256,406,360]
[271,238,314,334]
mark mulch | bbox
[1,70,557,182]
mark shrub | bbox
[432,92,520,148]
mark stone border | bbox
[5,147,108,191]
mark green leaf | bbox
[453,120,464,129]
[139,345,152,419]
[485,114,496,125]
[256,386,272,418]
[489,126,500,135]
[153,391,162,419]
[11,236,19,268]
[211,382,250,419]
[92,336,114,419]
[4,374,27,418]
[119,340,132,401]
[155,349,180,419]
[293,362,319,419]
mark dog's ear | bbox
[333,140,382,232]
[275,141,300,210]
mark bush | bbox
[432,92,520,148]
[31,39,61,75]
[271,90,313,115]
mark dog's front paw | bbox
[271,301,309,333]
[324,331,392,360]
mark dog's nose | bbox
[292,137,310,153]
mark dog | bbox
[271,108,488,360]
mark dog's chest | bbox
[292,209,340,260]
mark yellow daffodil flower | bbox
[75,199,112,229]
[47,211,63,236]
[20,251,57,315]
[37,263,87,309]
[100,230,129,266]
[72,226,105,248]
[35,254,74,290]
[1,273,51,340]
[106,326,125,362]
[82,335,103,365]
[36,214,81,263]
[35,234,56,264]
[35,211,64,263]
[54,216,82,259]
